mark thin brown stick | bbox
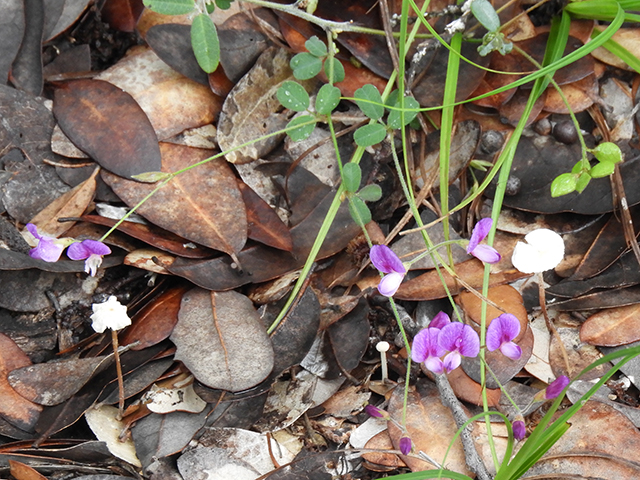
[111,330,125,421]
[536,272,571,376]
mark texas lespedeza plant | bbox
[42,0,640,477]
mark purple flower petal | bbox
[443,351,462,372]
[500,341,522,360]
[412,328,444,364]
[467,218,493,254]
[425,356,445,374]
[487,314,521,352]
[26,223,42,240]
[470,244,502,264]
[68,240,111,260]
[439,322,465,352]
[513,420,526,440]
[544,375,570,399]
[430,311,451,329]
[26,224,66,262]
[365,405,389,419]
[378,271,405,297]
[399,436,412,455]
[370,245,406,274]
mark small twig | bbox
[536,272,572,376]
[434,373,492,480]
[111,330,125,420]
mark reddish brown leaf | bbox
[580,303,640,346]
[101,0,144,32]
[120,285,189,350]
[53,79,162,178]
[446,365,502,407]
[238,180,293,251]
[9,460,47,480]
[102,142,247,255]
[79,214,215,259]
[0,334,42,431]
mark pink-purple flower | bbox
[26,223,70,262]
[467,218,501,264]
[430,311,451,329]
[370,245,407,297]
[67,239,111,277]
[439,322,480,373]
[399,436,412,455]
[535,375,570,401]
[513,419,526,440]
[486,313,522,360]
[364,404,390,420]
[412,327,446,374]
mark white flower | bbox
[511,228,565,274]
[90,296,131,333]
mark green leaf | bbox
[358,184,382,202]
[590,161,615,178]
[315,84,341,114]
[354,123,387,147]
[550,172,578,197]
[342,163,361,193]
[575,172,592,193]
[324,57,345,83]
[143,0,194,15]
[387,96,420,129]
[571,160,584,175]
[470,0,501,32]
[191,14,219,73]
[277,81,310,112]
[290,53,322,80]
[131,171,172,183]
[305,36,327,57]
[286,115,316,141]
[215,0,232,8]
[348,196,372,226]
[592,142,623,164]
[206,2,215,13]
[354,84,384,120]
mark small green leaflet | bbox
[324,57,345,83]
[354,123,386,147]
[286,115,316,141]
[550,173,577,197]
[355,84,384,120]
[358,184,382,202]
[143,0,194,15]
[387,96,420,129]
[315,84,341,115]
[290,53,322,80]
[349,196,372,226]
[191,14,220,73]
[277,81,310,112]
[342,163,361,193]
[305,36,327,57]
[470,0,501,32]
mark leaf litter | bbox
[2,1,640,479]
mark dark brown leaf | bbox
[328,298,370,373]
[53,79,162,178]
[218,12,269,83]
[171,288,274,392]
[101,0,144,32]
[10,0,44,96]
[102,142,247,255]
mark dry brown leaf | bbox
[580,303,640,346]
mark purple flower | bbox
[513,419,526,440]
[430,311,451,329]
[486,313,522,360]
[412,328,446,374]
[364,404,390,420]
[438,323,480,373]
[26,223,68,262]
[543,375,570,400]
[467,218,501,264]
[370,245,407,297]
[399,436,412,455]
[67,239,111,277]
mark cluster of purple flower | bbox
[27,223,111,277]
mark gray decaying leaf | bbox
[171,288,274,392]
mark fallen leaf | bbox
[102,142,247,255]
[85,405,141,467]
[171,288,274,392]
[9,460,47,480]
[580,303,640,346]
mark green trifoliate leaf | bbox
[305,36,327,57]
[191,14,219,73]
[143,0,194,15]
[342,163,361,193]
[550,173,578,197]
[592,142,623,164]
[290,53,322,80]
[354,123,387,147]
[590,161,615,178]
[575,172,592,193]
[324,57,345,83]
[387,96,420,129]
[471,0,500,32]
[286,115,316,141]
[131,171,172,183]
[358,184,382,202]
[315,84,341,114]
[354,84,384,120]
[348,196,372,226]
[277,81,310,112]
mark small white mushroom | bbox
[376,341,390,382]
